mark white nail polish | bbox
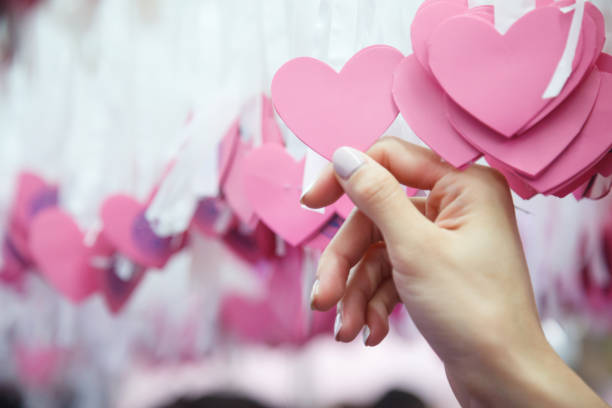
[309,280,319,306]
[362,325,371,346]
[334,312,342,339]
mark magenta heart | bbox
[271,45,403,160]
[428,6,575,137]
[392,55,481,168]
[29,209,99,303]
[243,144,335,246]
[446,68,602,177]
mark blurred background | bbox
[1,0,612,407]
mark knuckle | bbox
[351,171,397,209]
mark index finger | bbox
[301,137,455,209]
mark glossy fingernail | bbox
[309,280,319,309]
[334,311,342,340]
[333,147,364,180]
[362,325,371,346]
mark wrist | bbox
[449,331,606,408]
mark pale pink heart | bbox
[486,156,537,199]
[521,7,603,132]
[29,209,99,303]
[101,195,181,268]
[272,45,403,160]
[411,1,467,72]
[428,6,575,137]
[489,71,612,195]
[243,144,335,246]
[392,55,481,168]
[446,68,602,177]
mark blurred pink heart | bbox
[29,209,100,303]
[244,144,335,246]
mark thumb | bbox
[332,146,432,245]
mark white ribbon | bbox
[543,0,586,99]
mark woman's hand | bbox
[302,137,607,408]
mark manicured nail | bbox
[362,325,371,346]
[334,311,342,339]
[309,280,319,309]
[332,147,364,180]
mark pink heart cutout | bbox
[272,45,403,160]
[392,55,481,168]
[243,144,335,246]
[29,209,99,303]
[446,68,602,177]
[428,6,575,137]
[489,70,612,195]
[96,249,146,314]
[101,195,181,268]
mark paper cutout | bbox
[522,5,604,132]
[487,71,612,195]
[29,209,100,303]
[272,45,403,160]
[101,195,184,268]
[392,55,481,168]
[243,144,335,247]
[446,68,602,177]
[411,1,467,72]
[428,6,576,137]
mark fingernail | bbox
[333,147,364,180]
[362,325,371,346]
[334,311,342,340]
[309,280,319,309]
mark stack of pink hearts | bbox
[272,0,612,200]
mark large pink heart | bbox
[29,209,99,303]
[428,6,575,137]
[243,144,335,246]
[446,68,602,177]
[271,45,403,160]
[392,55,481,168]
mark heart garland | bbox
[271,1,612,200]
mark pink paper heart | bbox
[392,55,481,168]
[411,1,467,72]
[101,195,183,268]
[521,6,604,132]
[446,68,602,177]
[272,45,403,160]
[29,209,99,303]
[243,144,335,246]
[428,6,575,137]
[489,70,612,195]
